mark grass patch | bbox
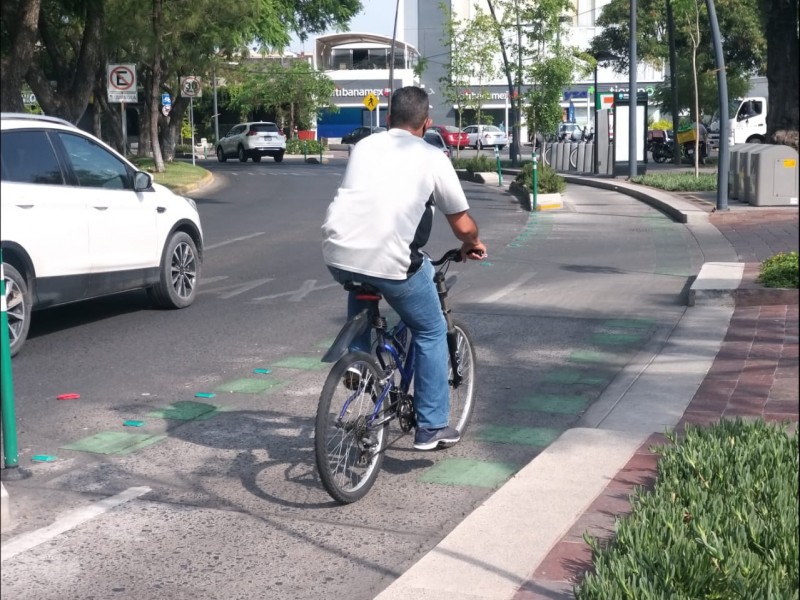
[759,251,799,289]
[630,172,718,192]
[575,419,799,599]
[129,157,210,191]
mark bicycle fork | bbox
[434,271,463,388]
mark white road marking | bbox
[479,272,537,303]
[1,486,151,562]
[252,279,339,302]
[205,232,265,251]
[198,278,274,299]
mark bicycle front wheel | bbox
[448,321,477,435]
[315,351,387,504]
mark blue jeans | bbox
[327,259,449,429]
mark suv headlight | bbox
[183,196,197,211]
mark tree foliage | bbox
[0,0,362,160]
[226,59,336,132]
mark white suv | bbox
[1,112,204,357]
[216,121,286,163]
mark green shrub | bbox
[631,172,717,192]
[174,144,192,154]
[451,154,499,174]
[759,251,799,289]
[575,419,799,599]
[286,138,326,155]
[513,161,566,194]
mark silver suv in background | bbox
[216,122,286,163]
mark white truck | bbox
[708,96,768,150]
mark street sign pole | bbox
[190,98,195,167]
[121,102,127,155]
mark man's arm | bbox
[445,211,487,261]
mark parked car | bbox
[423,129,451,158]
[341,126,386,145]
[1,112,204,357]
[462,125,508,150]
[557,122,582,142]
[216,121,286,163]
[427,125,469,149]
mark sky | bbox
[288,0,398,54]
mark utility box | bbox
[742,145,772,203]
[749,145,799,206]
[729,143,761,199]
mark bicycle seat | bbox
[343,281,382,301]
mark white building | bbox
[313,33,420,141]
[406,0,664,134]
[312,1,664,140]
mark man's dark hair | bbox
[389,86,429,129]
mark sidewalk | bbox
[376,172,798,599]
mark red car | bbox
[428,125,469,149]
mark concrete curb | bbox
[171,170,214,196]
[689,262,744,306]
[1,483,10,533]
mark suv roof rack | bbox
[0,112,75,128]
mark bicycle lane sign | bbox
[107,64,137,103]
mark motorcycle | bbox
[651,139,674,163]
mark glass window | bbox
[368,48,387,69]
[0,130,64,185]
[250,123,280,133]
[352,49,370,70]
[57,132,131,189]
[331,49,351,70]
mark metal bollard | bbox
[494,145,502,186]
[531,153,538,212]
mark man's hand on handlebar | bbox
[461,242,487,262]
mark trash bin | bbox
[728,143,761,200]
[749,145,799,206]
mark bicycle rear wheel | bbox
[315,351,388,504]
[448,321,477,435]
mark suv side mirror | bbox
[134,171,153,191]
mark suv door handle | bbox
[157,207,166,213]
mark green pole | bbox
[319,141,323,163]
[532,152,538,212]
[1,250,20,470]
[495,146,502,186]
[303,140,307,161]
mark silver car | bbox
[462,125,508,150]
[216,121,286,163]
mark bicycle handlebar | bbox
[430,248,485,266]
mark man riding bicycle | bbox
[321,86,487,450]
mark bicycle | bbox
[314,249,478,504]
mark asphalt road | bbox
[2,157,706,599]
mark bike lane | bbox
[1,178,714,599]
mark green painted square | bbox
[270,356,328,370]
[588,332,644,346]
[541,369,609,385]
[475,425,561,447]
[512,394,588,414]
[602,319,655,330]
[418,458,520,488]
[147,400,221,420]
[215,378,287,394]
[61,431,166,455]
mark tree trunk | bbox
[25,0,104,123]
[0,0,42,112]
[765,0,799,150]
[150,0,165,172]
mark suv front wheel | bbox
[2,262,31,357]
[238,146,248,162]
[147,232,200,309]
[216,146,227,162]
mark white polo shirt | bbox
[322,128,470,280]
